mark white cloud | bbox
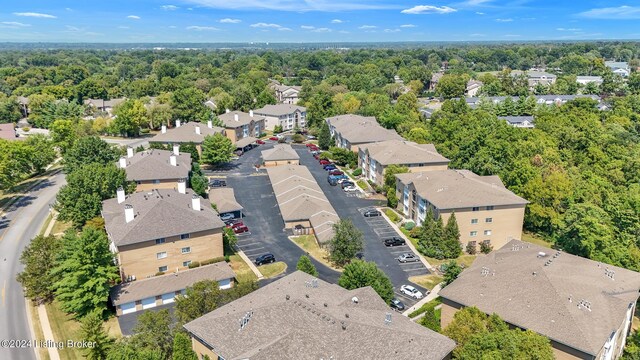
[338,30,350,34]
[161,5,179,10]
[178,0,395,11]
[400,24,416,28]
[495,18,513,22]
[1,21,31,27]
[470,33,485,36]
[13,12,56,18]
[384,28,401,33]
[219,18,241,23]
[186,25,219,30]
[359,25,377,29]
[475,12,485,15]
[278,27,292,31]
[578,6,640,19]
[401,5,457,14]
[117,26,130,29]
[65,8,73,11]
[503,34,521,37]
[168,25,177,28]
[331,19,343,23]
[64,25,82,32]
[312,27,331,33]
[557,27,581,31]
[301,25,315,29]
[250,22,283,28]
[127,15,141,19]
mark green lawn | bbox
[45,301,84,360]
[51,220,71,236]
[229,254,258,283]
[290,235,341,271]
[521,232,553,248]
[258,261,287,278]
[356,179,369,191]
[409,274,444,291]
[28,302,51,360]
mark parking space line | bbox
[398,262,423,266]
[389,249,410,254]
[394,292,418,303]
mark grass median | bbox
[258,261,287,278]
[290,235,342,272]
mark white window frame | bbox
[183,260,192,267]
[181,247,191,254]
[485,217,493,223]
[484,230,492,236]
[470,231,478,237]
[180,233,190,240]
[158,265,168,272]
[471,218,478,224]
[157,252,167,260]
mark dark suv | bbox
[363,209,381,217]
[255,253,276,266]
[384,237,406,247]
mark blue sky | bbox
[1,0,639,42]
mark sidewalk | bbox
[403,283,442,317]
[236,249,264,280]
[377,207,435,272]
[37,213,61,360]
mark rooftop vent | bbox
[577,299,592,312]
[351,297,359,304]
[286,295,290,300]
[238,310,254,331]
[605,268,616,280]
[176,120,181,128]
[537,251,547,258]
[341,321,347,330]
[385,312,392,325]
[481,267,490,276]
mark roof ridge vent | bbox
[577,299,592,312]
[604,268,615,280]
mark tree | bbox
[180,142,200,162]
[201,133,234,167]
[24,135,56,174]
[435,74,468,99]
[318,120,332,150]
[327,146,357,167]
[107,340,163,360]
[172,332,197,360]
[55,164,130,228]
[383,164,409,189]
[171,88,208,122]
[273,124,284,134]
[296,255,319,277]
[63,136,119,173]
[129,309,174,359]
[443,260,462,286]
[386,186,398,208]
[80,310,113,360]
[416,209,448,259]
[223,227,237,252]
[329,219,364,267]
[51,227,120,318]
[189,162,207,197]
[175,280,222,324]
[338,260,394,303]
[443,213,462,258]
[50,119,78,154]
[16,235,60,304]
[112,99,147,137]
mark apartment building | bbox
[150,121,226,154]
[261,143,300,167]
[326,114,402,153]
[102,186,225,281]
[358,140,450,187]
[440,239,640,360]
[271,83,302,104]
[184,271,456,360]
[118,146,191,192]
[395,170,528,251]
[218,110,265,143]
[253,104,307,131]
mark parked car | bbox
[355,252,364,260]
[400,285,423,299]
[224,219,243,227]
[256,139,265,145]
[234,149,244,156]
[313,154,320,160]
[306,135,317,140]
[220,213,234,221]
[209,179,227,187]
[311,150,321,155]
[319,159,331,165]
[324,165,337,171]
[328,177,338,186]
[340,181,355,189]
[233,225,250,234]
[384,237,406,247]
[255,253,276,266]
[329,170,344,176]
[398,253,420,263]
[343,185,359,192]
[390,298,405,311]
[337,177,351,183]
[269,136,279,141]
[305,143,316,147]
[363,209,381,217]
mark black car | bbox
[384,237,406,247]
[390,298,405,311]
[209,179,227,187]
[340,181,355,189]
[355,252,364,260]
[255,253,276,266]
[323,164,337,170]
[363,209,381,217]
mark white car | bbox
[220,213,234,221]
[337,177,351,184]
[400,285,423,299]
[343,185,359,192]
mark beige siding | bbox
[191,337,218,360]
[264,159,300,167]
[134,179,181,192]
[117,228,223,280]
[224,128,239,143]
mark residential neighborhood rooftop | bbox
[396,170,528,209]
[261,144,300,162]
[218,110,265,128]
[150,122,225,144]
[102,188,224,247]
[119,149,191,181]
[209,188,243,214]
[326,114,402,145]
[0,123,18,141]
[360,140,450,166]
[184,271,455,360]
[440,239,640,357]
[253,104,306,116]
[109,262,235,306]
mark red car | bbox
[308,146,319,151]
[329,170,344,176]
[226,220,244,228]
[313,154,320,160]
[319,159,331,165]
[305,143,316,147]
[256,139,265,145]
[233,225,250,234]
[269,136,279,141]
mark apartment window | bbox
[158,265,168,272]
[484,230,492,236]
[155,238,166,245]
[136,181,142,185]
[471,218,478,224]
[156,252,167,260]
[485,217,493,223]
[153,179,160,184]
[180,233,190,240]
[470,231,478,237]
[183,260,192,267]
[472,207,480,211]
[181,247,191,254]
[486,206,494,211]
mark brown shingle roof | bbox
[102,188,224,247]
[396,170,528,209]
[253,104,306,116]
[360,140,450,166]
[110,262,235,306]
[150,122,225,144]
[184,271,455,360]
[326,114,402,145]
[440,239,640,356]
[218,111,265,128]
[261,144,300,162]
[120,149,191,182]
[208,188,243,214]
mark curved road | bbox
[0,172,65,360]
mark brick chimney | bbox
[126,147,134,158]
[124,204,134,223]
[176,120,181,128]
[192,194,201,211]
[195,125,201,135]
[119,156,127,168]
[173,144,180,156]
[116,186,125,204]
[161,125,167,134]
[177,178,186,194]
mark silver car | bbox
[397,253,420,263]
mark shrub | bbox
[374,184,383,193]
[386,187,398,208]
[480,241,493,254]
[188,261,201,269]
[22,127,30,132]
[292,134,305,143]
[466,242,477,255]
[352,168,362,177]
[200,257,225,266]
[273,125,283,134]
[409,225,421,238]
[155,271,166,276]
[139,128,150,134]
[404,221,415,231]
